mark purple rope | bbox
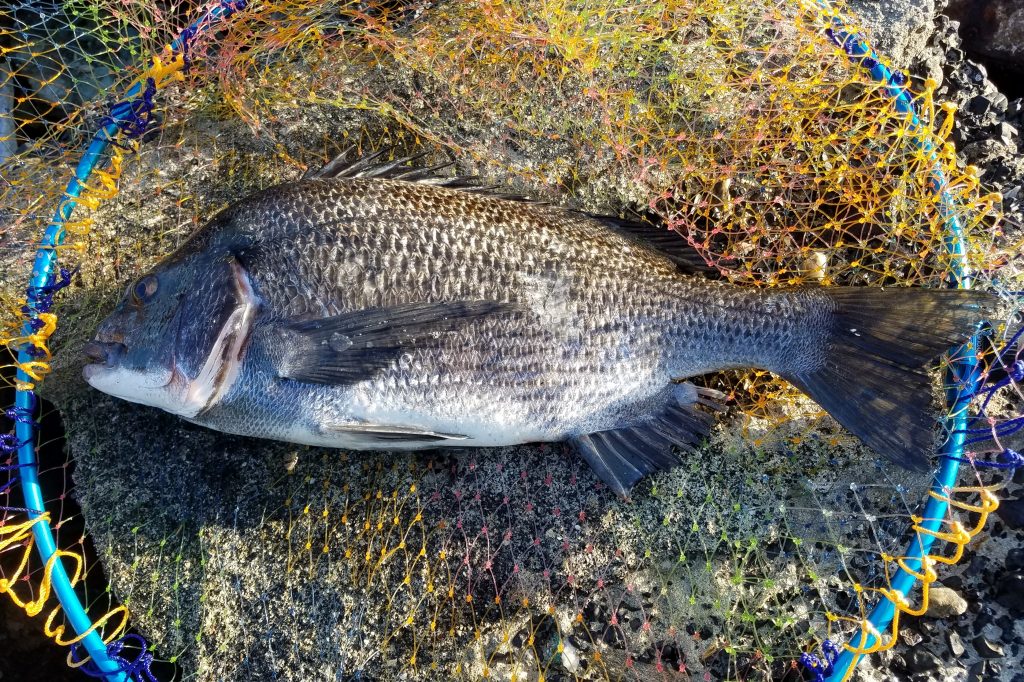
[942,448,1024,470]
[100,78,158,142]
[71,635,159,682]
[800,640,840,682]
[0,434,28,454]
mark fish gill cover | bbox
[0,1,1021,681]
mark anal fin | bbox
[323,420,469,444]
[571,383,722,498]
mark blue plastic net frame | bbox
[11,3,247,680]
[3,1,1006,681]
[809,1,987,680]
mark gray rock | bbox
[962,138,1014,165]
[948,630,965,657]
[905,648,941,673]
[846,0,938,68]
[925,585,968,618]
[947,0,1024,83]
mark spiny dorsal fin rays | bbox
[300,148,713,275]
[300,146,540,202]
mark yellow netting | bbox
[1,0,1021,680]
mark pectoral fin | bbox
[276,300,521,386]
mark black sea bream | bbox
[83,153,996,496]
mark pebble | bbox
[925,586,968,619]
[973,635,1005,659]
[967,661,987,682]
[968,94,993,116]
[973,604,997,632]
[899,627,923,647]
[948,631,965,657]
[996,121,1020,147]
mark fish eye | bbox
[131,275,159,305]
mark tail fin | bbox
[781,288,997,471]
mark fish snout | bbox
[83,340,126,367]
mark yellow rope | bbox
[828,485,999,662]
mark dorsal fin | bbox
[587,212,718,277]
[301,150,713,276]
[301,147,539,201]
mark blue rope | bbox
[815,1,997,679]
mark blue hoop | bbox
[813,3,984,680]
[12,3,247,680]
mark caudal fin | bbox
[782,288,997,471]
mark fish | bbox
[82,151,997,497]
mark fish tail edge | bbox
[781,287,998,471]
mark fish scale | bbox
[83,159,997,497]
[214,180,706,437]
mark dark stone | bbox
[969,95,993,116]
[995,494,1024,529]
[996,572,1024,616]
[946,47,964,63]
[966,60,988,82]
[962,139,1010,166]
[973,635,1005,658]
[967,660,987,682]
[974,604,997,631]
[905,648,941,672]
[946,0,1024,97]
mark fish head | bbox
[84,246,259,418]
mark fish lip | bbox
[82,362,101,382]
[82,340,126,373]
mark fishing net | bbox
[1,0,1021,680]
